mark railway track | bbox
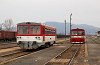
[0,43,18,49]
[0,44,66,65]
[0,45,52,65]
[0,47,20,54]
[0,43,65,65]
[0,49,34,65]
[44,44,83,65]
[0,39,68,65]
[67,45,81,65]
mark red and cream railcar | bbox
[70,28,85,43]
[16,22,56,49]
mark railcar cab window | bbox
[18,26,28,34]
[30,26,40,34]
[71,31,77,35]
[72,31,84,35]
[78,31,84,35]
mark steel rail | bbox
[0,51,22,57]
[67,44,81,65]
[44,44,73,65]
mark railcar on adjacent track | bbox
[0,30,16,41]
[70,28,85,43]
[16,22,56,49]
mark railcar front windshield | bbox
[30,26,40,34]
[71,31,85,35]
[18,26,28,34]
[17,25,41,34]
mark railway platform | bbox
[87,43,100,65]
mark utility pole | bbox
[70,13,72,36]
[65,20,66,40]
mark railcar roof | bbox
[17,22,41,25]
[71,28,85,31]
[17,22,56,29]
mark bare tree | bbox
[3,19,14,31]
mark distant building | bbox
[96,31,100,37]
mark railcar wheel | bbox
[45,43,50,48]
[50,41,55,46]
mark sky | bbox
[0,0,100,27]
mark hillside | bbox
[44,22,100,35]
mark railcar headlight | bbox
[38,37,40,40]
[35,37,37,39]
[38,37,40,38]
[17,37,21,39]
